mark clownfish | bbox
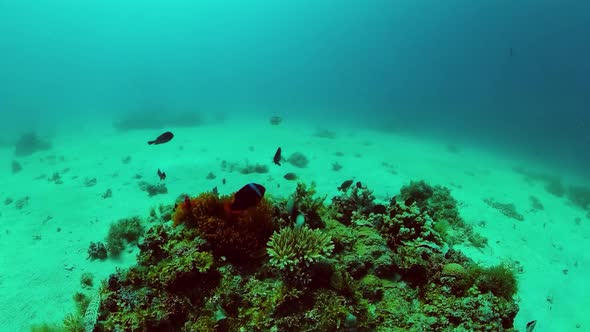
[227,183,265,212]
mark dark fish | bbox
[230,183,265,211]
[212,186,219,195]
[273,147,282,166]
[284,172,297,180]
[157,169,166,180]
[338,179,354,192]
[355,181,362,189]
[148,131,174,145]
[270,116,282,125]
[526,320,536,332]
[509,47,513,57]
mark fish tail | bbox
[147,140,155,145]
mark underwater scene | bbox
[1,0,589,331]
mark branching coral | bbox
[379,200,443,249]
[287,182,327,228]
[398,180,463,226]
[267,225,334,272]
[331,181,376,225]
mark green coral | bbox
[379,200,443,248]
[267,225,334,271]
[105,216,145,257]
[147,247,213,288]
[290,182,327,228]
[331,181,376,225]
[57,180,519,331]
[471,264,518,300]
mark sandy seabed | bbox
[0,116,588,331]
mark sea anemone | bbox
[267,225,334,271]
[172,192,276,263]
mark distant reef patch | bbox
[114,110,204,131]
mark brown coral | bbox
[172,192,276,263]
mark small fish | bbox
[273,147,282,166]
[284,172,297,180]
[230,183,265,211]
[157,169,166,181]
[526,320,536,332]
[338,179,354,192]
[355,181,362,189]
[212,186,219,195]
[148,131,174,145]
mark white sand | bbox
[0,116,588,331]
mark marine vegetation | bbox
[48,179,518,331]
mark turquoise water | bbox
[2,0,588,172]
[1,1,589,331]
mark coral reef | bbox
[267,225,334,272]
[331,180,377,225]
[287,152,309,168]
[87,242,107,260]
[484,198,525,221]
[52,180,518,331]
[12,160,22,173]
[239,163,269,175]
[105,217,145,257]
[14,132,51,156]
[172,192,276,263]
[138,181,168,197]
[567,185,590,211]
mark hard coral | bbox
[173,192,276,263]
[380,200,443,249]
[331,182,376,225]
[289,182,327,228]
[105,217,145,257]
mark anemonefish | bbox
[228,183,266,212]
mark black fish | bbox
[212,186,218,195]
[230,183,265,211]
[273,147,282,166]
[148,131,174,145]
[356,181,362,189]
[526,320,536,332]
[338,179,353,192]
[157,169,166,180]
